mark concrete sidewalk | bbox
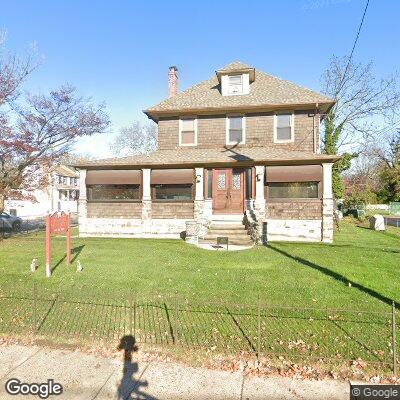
[0,344,349,399]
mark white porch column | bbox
[78,169,87,200]
[194,167,205,224]
[255,165,265,201]
[254,165,266,244]
[322,163,334,243]
[195,168,204,200]
[141,168,152,233]
[142,168,151,201]
[77,169,87,236]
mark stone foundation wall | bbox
[266,200,322,220]
[80,218,142,236]
[322,198,334,243]
[151,201,194,219]
[87,202,142,218]
[266,219,322,242]
[80,217,188,238]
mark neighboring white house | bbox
[4,165,79,218]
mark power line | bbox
[347,0,370,66]
[338,0,371,92]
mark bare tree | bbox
[0,32,40,106]
[321,56,400,197]
[342,150,381,205]
[371,128,400,168]
[0,37,110,212]
[110,121,157,156]
[369,129,400,201]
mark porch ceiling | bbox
[73,147,340,169]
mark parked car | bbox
[0,212,23,232]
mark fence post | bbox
[133,293,136,338]
[128,295,133,336]
[174,291,179,345]
[392,301,397,377]
[257,296,261,363]
[33,283,37,333]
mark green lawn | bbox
[0,220,399,373]
[0,220,399,307]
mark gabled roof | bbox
[144,61,334,120]
[217,61,252,72]
[216,61,255,82]
[74,147,339,169]
[52,165,78,178]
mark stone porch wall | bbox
[80,200,193,239]
[266,200,322,220]
[87,202,142,218]
[151,202,194,219]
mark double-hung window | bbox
[179,118,197,146]
[227,116,245,144]
[228,75,243,94]
[275,113,294,143]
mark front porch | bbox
[77,162,334,244]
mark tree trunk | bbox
[0,191,5,213]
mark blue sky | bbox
[1,0,399,157]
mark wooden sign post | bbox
[45,212,72,277]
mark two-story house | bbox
[75,62,339,244]
[49,165,80,213]
[5,165,79,218]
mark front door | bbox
[212,169,244,214]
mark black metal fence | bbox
[0,284,397,376]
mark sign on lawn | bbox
[45,212,72,277]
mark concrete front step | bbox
[211,214,244,221]
[199,239,253,246]
[205,218,253,246]
[204,232,250,240]
[209,225,248,231]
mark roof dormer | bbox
[216,61,255,96]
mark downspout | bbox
[313,103,319,153]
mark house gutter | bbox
[143,100,335,122]
[73,155,341,170]
[313,102,319,153]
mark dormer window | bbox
[228,75,243,94]
[220,73,251,96]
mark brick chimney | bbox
[168,66,178,97]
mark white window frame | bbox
[179,117,198,147]
[226,114,246,145]
[221,73,250,96]
[227,74,243,95]
[274,112,295,143]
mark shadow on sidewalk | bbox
[117,335,158,400]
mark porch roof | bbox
[74,147,339,169]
